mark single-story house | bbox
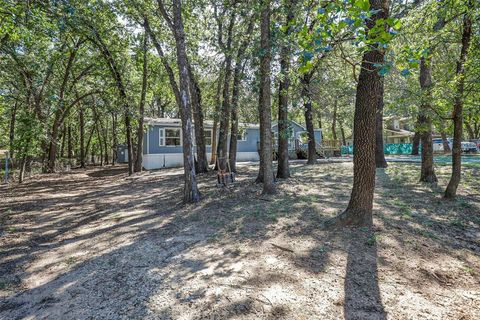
[117,118,322,169]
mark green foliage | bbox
[297,0,401,75]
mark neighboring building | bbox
[271,120,322,151]
[383,116,415,144]
[118,118,322,169]
[344,117,415,146]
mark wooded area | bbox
[1,0,479,319]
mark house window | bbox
[159,128,182,146]
[204,129,212,146]
[237,128,247,141]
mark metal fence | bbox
[341,143,416,155]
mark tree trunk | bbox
[411,131,420,155]
[135,27,148,173]
[216,12,236,171]
[229,17,254,173]
[258,0,275,194]
[445,8,472,199]
[340,121,347,146]
[85,120,97,163]
[440,131,451,153]
[375,79,388,168]
[228,59,243,173]
[90,27,133,175]
[103,119,109,165]
[188,63,208,173]
[60,122,66,158]
[165,0,200,203]
[96,124,104,166]
[112,113,117,165]
[332,100,338,141]
[79,107,86,168]
[301,75,317,164]
[327,0,388,227]
[276,0,295,179]
[45,44,85,173]
[210,69,223,165]
[9,101,17,159]
[19,155,27,184]
[91,144,96,165]
[144,17,182,109]
[47,114,62,172]
[147,13,206,175]
[124,113,133,174]
[419,57,438,183]
[465,122,475,139]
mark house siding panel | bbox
[236,128,260,153]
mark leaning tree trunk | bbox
[134,28,148,173]
[257,0,275,194]
[327,0,388,227]
[375,78,388,168]
[168,0,200,203]
[419,57,438,183]
[276,0,295,179]
[445,8,472,199]
[91,27,134,175]
[465,121,475,139]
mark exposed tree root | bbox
[324,209,373,229]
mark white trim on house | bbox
[143,153,184,169]
[236,152,260,162]
[159,128,164,146]
[159,127,183,147]
[142,152,259,169]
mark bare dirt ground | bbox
[0,161,479,320]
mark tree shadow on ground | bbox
[1,162,477,319]
[0,164,309,319]
[343,229,386,320]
